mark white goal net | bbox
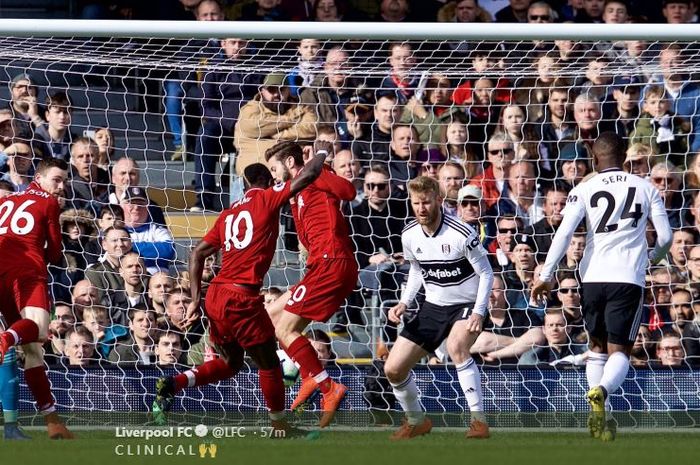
[1,21,698,428]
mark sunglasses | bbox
[460,199,480,207]
[488,148,515,156]
[498,227,518,234]
[366,182,388,191]
[559,288,579,294]
[529,14,551,21]
[652,176,675,183]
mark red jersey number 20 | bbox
[223,210,254,251]
[0,199,36,235]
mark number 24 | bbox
[591,187,642,234]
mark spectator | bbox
[602,0,629,23]
[489,160,544,228]
[301,47,358,131]
[7,73,43,129]
[352,93,400,164]
[538,85,576,164]
[649,44,700,152]
[649,162,684,228]
[45,302,76,358]
[288,39,322,98]
[85,226,133,293]
[686,192,700,236]
[163,288,204,349]
[378,0,412,22]
[662,0,693,23]
[556,142,590,189]
[559,229,586,274]
[92,127,114,170]
[471,275,545,364]
[82,305,128,359]
[461,76,502,150]
[436,0,493,23]
[121,186,176,274]
[607,75,642,139]
[495,104,541,162]
[63,326,97,367]
[66,137,110,213]
[513,52,562,124]
[193,37,261,211]
[495,0,531,22]
[0,142,34,192]
[71,279,101,322]
[240,0,288,20]
[526,187,569,263]
[642,268,677,331]
[623,143,659,178]
[332,149,363,206]
[108,307,157,364]
[387,125,420,195]
[470,132,516,210]
[687,245,700,287]
[101,252,149,326]
[34,91,73,160]
[501,233,538,297]
[165,0,224,161]
[438,161,466,217]
[681,301,700,363]
[487,214,524,270]
[669,287,694,331]
[346,164,409,293]
[655,330,686,367]
[381,42,417,105]
[440,119,483,179]
[630,85,690,159]
[578,54,614,103]
[665,229,695,279]
[234,72,317,175]
[631,325,655,367]
[84,204,125,259]
[571,93,609,147]
[147,272,175,316]
[685,152,700,190]
[108,157,165,225]
[60,206,98,271]
[0,180,12,197]
[576,0,605,22]
[556,272,587,343]
[153,325,187,366]
[343,95,374,146]
[457,185,485,237]
[518,309,587,365]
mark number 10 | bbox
[223,211,253,251]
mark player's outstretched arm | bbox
[648,189,673,265]
[289,140,333,196]
[467,253,494,333]
[184,240,218,327]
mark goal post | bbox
[2,19,698,428]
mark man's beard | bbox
[262,100,289,114]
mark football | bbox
[277,349,300,387]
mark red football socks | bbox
[24,366,55,412]
[174,359,236,393]
[8,319,39,345]
[286,336,332,393]
[258,367,285,413]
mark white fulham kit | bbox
[539,168,671,286]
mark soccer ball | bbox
[276,350,300,387]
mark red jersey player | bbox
[152,141,331,435]
[265,140,358,428]
[0,158,73,439]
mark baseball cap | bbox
[123,186,149,203]
[662,0,691,6]
[559,142,589,161]
[613,74,641,90]
[10,73,33,88]
[262,72,288,88]
[457,185,482,203]
[511,233,536,251]
[345,95,371,113]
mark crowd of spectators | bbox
[1,0,700,373]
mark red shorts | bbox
[204,283,275,349]
[284,257,358,322]
[0,275,50,325]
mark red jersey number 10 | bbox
[223,210,253,252]
[0,199,36,235]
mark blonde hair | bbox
[407,176,441,196]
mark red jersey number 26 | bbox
[223,210,253,251]
[0,199,36,235]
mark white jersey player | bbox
[384,176,494,440]
[532,132,672,441]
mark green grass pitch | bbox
[0,430,697,465]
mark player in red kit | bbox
[152,141,331,434]
[265,140,359,428]
[0,158,73,439]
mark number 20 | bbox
[0,199,36,235]
[223,211,253,251]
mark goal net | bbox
[2,21,699,428]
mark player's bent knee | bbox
[22,343,45,369]
[21,307,49,341]
[383,360,408,384]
